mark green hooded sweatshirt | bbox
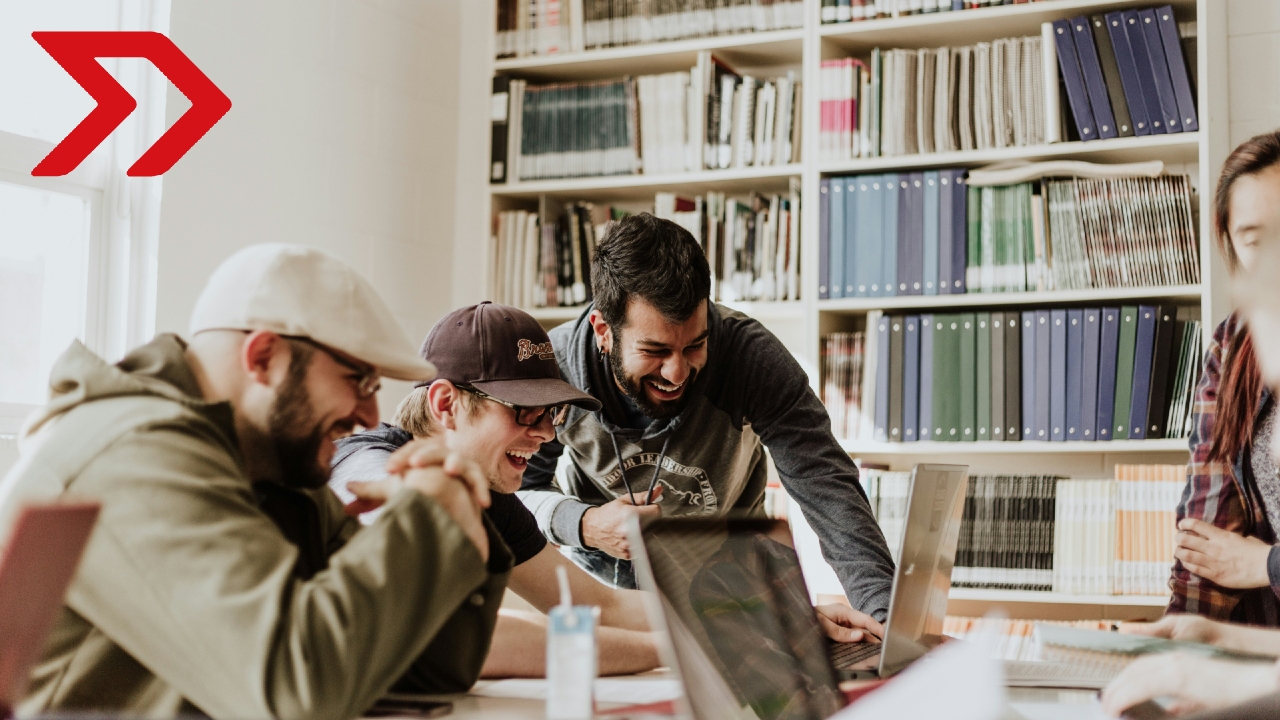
[0,334,512,719]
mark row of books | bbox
[495,0,805,59]
[655,184,802,302]
[968,175,1199,293]
[856,467,911,563]
[1050,9,1198,142]
[819,308,1202,443]
[816,169,1199,300]
[491,205,601,309]
[953,474,1057,591]
[819,34,1047,162]
[822,0,1056,25]
[942,618,1113,662]
[489,53,801,182]
[1054,469,1182,596]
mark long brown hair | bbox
[1208,131,1280,462]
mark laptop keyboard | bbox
[829,641,881,668]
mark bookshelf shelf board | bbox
[839,438,1189,454]
[949,588,1170,606]
[526,306,588,323]
[494,29,804,82]
[820,0,1197,52]
[491,164,802,200]
[721,300,805,320]
[818,285,1203,313]
[818,133,1200,175]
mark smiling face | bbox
[594,298,709,419]
[425,381,555,493]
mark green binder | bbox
[977,313,991,441]
[960,313,977,442]
[933,314,959,442]
[1112,306,1139,440]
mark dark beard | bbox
[268,350,330,490]
[607,339,697,421]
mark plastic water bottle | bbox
[546,566,598,720]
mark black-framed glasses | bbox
[459,385,570,427]
[285,336,381,399]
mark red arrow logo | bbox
[31,31,231,177]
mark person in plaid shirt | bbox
[1170,131,1280,625]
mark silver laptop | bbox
[629,463,968,720]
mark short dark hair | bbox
[591,213,711,329]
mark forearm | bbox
[597,588,652,631]
[1218,623,1280,656]
[480,611,660,678]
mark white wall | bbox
[155,0,465,413]
[1227,0,1280,145]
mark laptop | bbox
[628,463,967,720]
[0,502,100,718]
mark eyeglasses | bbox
[459,385,570,427]
[286,336,382,399]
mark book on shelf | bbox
[821,0,1056,25]
[818,308,1202,443]
[491,52,801,182]
[954,474,1059,591]
[1053,465,1184,597]
[496,0,805,59]
[491,183,801,308]
[819,35,1047,161]
[1051,8,1198,142]
[818,167,1199,299]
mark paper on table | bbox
[829,633,1005,720]
[474,678,683,705]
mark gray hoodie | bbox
[518,303,894,619]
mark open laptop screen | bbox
[633,518,845,720]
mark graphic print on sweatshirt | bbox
[601,451,719,514]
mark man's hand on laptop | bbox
[582,487,664,559]
[815,603,884,643]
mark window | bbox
[0,0,170,434]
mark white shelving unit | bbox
[479,0,1230,621]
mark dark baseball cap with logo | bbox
[417,302,601,411]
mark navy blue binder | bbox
[1035,310,1051,441]
[919,313,935,441]
[1137,9,1183,134]
[923,171,940,295]
[1155,5,1198,132]
[1050,310,1068,441]
[1123,10,1169,134]
[818,178,830,299]
[1096,307,1121,439]
[1105,11,1153,136]
[844,176,858,297]
[904,315,920,442]
[829,179,844,298]
[1021,311,1036,441]
[938,171,954,295]
[875,313,891,442]
[1066,310,1084,440]
[1052,19,1098,141]
[1081,308,1101,440]
[1128,305,1159,439]
[1070,16,1119,139]
[951,172,967,293]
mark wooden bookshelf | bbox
[477,0,1229,620]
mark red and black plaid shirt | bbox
[1168,313,1280,624]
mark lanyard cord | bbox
[609,431,670,506]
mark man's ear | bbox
[241,331,289,388]
[426,380,461,431]
[587,309,613,355]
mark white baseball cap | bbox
[189,243,436,382]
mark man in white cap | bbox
[0,244,510,720]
